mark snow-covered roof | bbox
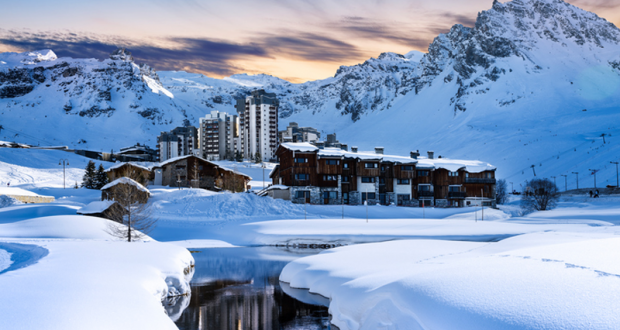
[269,165,279,178]
[280,142,318,152]
[101,177,150,194]
[152,155,251,179]
[153,154,218,169]
[266,184,288,191]
[278,143,495,172]
[106,162,152,173]
[0,187,47,197]
[77,201,117,214]
[416,157,496,173]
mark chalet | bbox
[271,143,497,208]
[77,200,126,222]
[152,155,251,192]
[105,162,152,186]
[101,177,150,204]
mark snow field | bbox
[0,249,12,273]
[281,232,620,330]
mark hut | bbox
[101,177,150,204]
[106,162,152,186]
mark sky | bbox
[1,0,619,83]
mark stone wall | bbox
[6,195,55,204]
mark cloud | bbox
[0,29,362,77]
[572,0,620,11]
[334,16,433,49]
[257,32,363,62]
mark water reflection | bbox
[175,246,331,330]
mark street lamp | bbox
[611,161,619,187]
[59,159,69,189]
[261,162,266,190]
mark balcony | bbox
[418,191,434,197]
[464,178,496,184]
[448,191,467,199]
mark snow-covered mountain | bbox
[1,0,620,188]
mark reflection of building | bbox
[157,126,199,162]
[236,90,279,161]
[199,111,239,161]
[279,122,320,144]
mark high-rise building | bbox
[156,126,199,162]
[236,90,279,161]
[199,110,239,161]
[278,122,320,144]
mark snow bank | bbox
[281,232,620,330]
[77,200,116,214]
[0,239,194,330]
[0,248,12,273]
[0,195,23,208]
[0,215,141,240]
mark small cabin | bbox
[106,163,152,187]
[77,200,126,222]
[101,177,150,204]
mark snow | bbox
[167,239,237,248]
[106,162,152,172]
[101,177,150,194]
[0,195,23,208]
[280,232,620,330]
[77,200,116,214]
[0,186,49,197]
[280,142,319,152]
[0,248,12,273]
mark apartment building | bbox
[270,143,497,208]
[279,122,320,143]
[156,126,199,162]
[199,110,239,161]
[236,90,279,161]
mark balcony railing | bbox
[417,191,434,197]
[448,191,467,199]
[464,178,496,184]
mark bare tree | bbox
[521,178,559,213]
[105,182,156,242]
[496,179,508,205]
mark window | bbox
[343,192,349,204]
[344,163,349,169]
[323,191,338,199]
[397,179,410,185]
[323,175,337,181]
[449,171,458,177]
[379,177,386,184]
[364,163,378,169]
[295,158,308,163]
[417,170,429,177]
[449,186,460,192]
[381,165,386,171]
[295,174,309,180]
[295,191,310,198]
[362,192,376,201]
[397,194,411,205]
[361,177,375,183]
[486,172,493,178]
[342,176,350,183]
[326,159,339,165]
[402,165,413,171]
[418,184,431,192]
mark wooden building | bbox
[105,163,152,186]
[152,155,250,192]
[271,143,497,208]
[77,200,126,222]
[101,177,150,204]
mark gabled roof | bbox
[106,162,152,173]
[279,142,318,152]
[101,177,150,194]
[77,200,117,214]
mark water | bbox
[173,246,331,330]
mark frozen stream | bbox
[173,246,331,330]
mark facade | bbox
[279,122,320,144]
[117,143,157,162]
[199,110,239,161]
[270,143,497,208]
[236,90,279,161]
[101,177,150,204]
[152,155,251,192]
[156,126,199,162]
[105,163,151,187]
